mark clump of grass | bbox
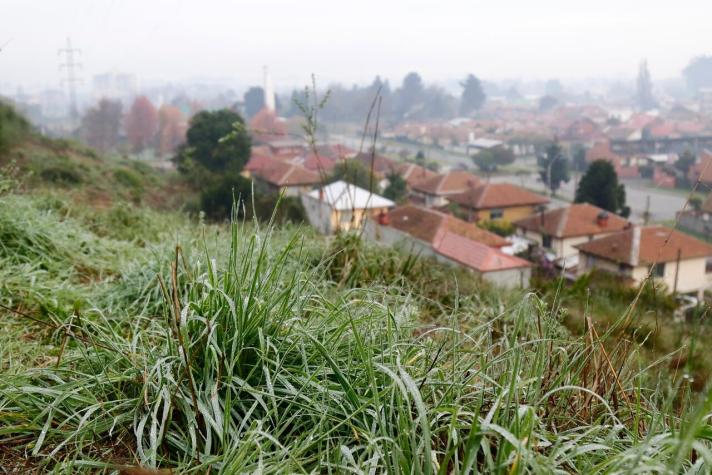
[1,198,712,472]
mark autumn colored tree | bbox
[156,105,186,157]
[125,96,158,153]
[80,98,122,153]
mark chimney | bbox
[377,210,390,225]
[596,211,609,228]
[263,65,276,112]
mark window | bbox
[706,257,712,274]
[542,234,552,249]
[489,208,504,220]
[618,262,632,274]
[653,262,665,278]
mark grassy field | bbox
[2,176,712,473]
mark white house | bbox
[301,180,394,234]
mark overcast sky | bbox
[2,0,710,93]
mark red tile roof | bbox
[412,170,481,196]
[433,229,530,273]
[352,151,397,176]
[300,153,338,174]
[245,153,279,173]
[575,225,712,266]
[586,141,622,164]
[448,183,549,210]
[253,161,321,187]
[392,162,438,187]
[386,205,508,248]
[514,203,629,238]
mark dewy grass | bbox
[2,192,712,472]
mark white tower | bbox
[263,66,276,112]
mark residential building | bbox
[371,205,508,249]
[365,205,530,288]
[410,170,481,207]
[586,141,639,178]
[391,162,438,188]
[251,161,321,197]
[514,203,629,267]
[575,226,712,298]
[448,183,549,223]
[678,192,712,237]
[301,181,394,234]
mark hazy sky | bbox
[2,0,711,92]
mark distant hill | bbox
[0,101,194,210]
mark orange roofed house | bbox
[448,182,549,224]
[575,226,712,298]
[251,160,322,197]
[410,170,481,207]
[365,205,531,288]
[514,203,629,264]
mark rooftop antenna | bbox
[58,37,82,121]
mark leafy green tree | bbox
[675,150,696,174]
[175,109,251,179]
[383,172,408,202]
[199,172,252,221]
[575,159,630,217]
[675,150,696,187]
[538,141,570,196]
[330,159,379,192]
[472,146,515,174]
[459,74,486,116]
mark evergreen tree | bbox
[459,74,486,116]
[636,60,656,111]
[575,159,630,217]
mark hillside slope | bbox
[1,181,711,472]
[0,101,193,211]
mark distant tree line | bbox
[78,95,191,156]
[252,72,488,123]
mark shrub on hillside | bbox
[38,163,83,185]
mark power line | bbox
[58,37,82,120]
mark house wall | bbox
[478,205,539,224]
[518,228,620,260]
[579,252,712,298]
[364,220,530,289]
[330,207,391,233]
[482,267,531,289]
[301,195,334,234]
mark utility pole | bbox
[58,37,82,121]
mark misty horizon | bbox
[2,0,711,94]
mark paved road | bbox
[335,133,689,223]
